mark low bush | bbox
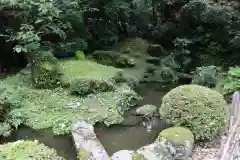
[70,78,115,96]
[32,52,63,89]
[222,67,240,95]
[159,84,228,140]
[111,71,139,88]
[0,140,64,160]
[191,66,220,88]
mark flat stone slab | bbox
[72,121,109,160]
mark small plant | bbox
[191,65,221,88]
[32,51,63,89]
[112,71,139,88]
[70,78,115,96]
[75,50,86,60]
[160,84,228,140]
[222,67,240,95]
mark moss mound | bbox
[70,78,115,96]
[60,60,121,87]
[159,84,228,140]
[0,60,140,136]
[0,140,64,160]
[158,127,194,145]
[114,38,149,56]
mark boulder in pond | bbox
[137,142,173,160]
[111,150,147,160]
[72,121,109,160]
[136,104,157,117]
[147,44,167,57]
[157,127,194,160]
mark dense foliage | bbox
[222,67,240,95]
[0,140,64,160]
[1,0,239,70]
[0,60,141,136]
[191,65,220,88]
[159,84,228,140]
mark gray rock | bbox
[71,121,109,160]
[120,115,143,126]
[137,142,173,160]
[111,150,147,160]
[136,105,157,117]
[111,150,134,160]
[157,127,194,160]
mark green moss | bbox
[75,50,86,60]
[114,38,149,56]
[158,127,194,145]
[133,152,147,160]
[77,149,91,160]
[0,140,64,160]
[60,60,122,87]
[0,60,140,135]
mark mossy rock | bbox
[0,140,64,160]
[136,104,157,117]
[77,149,92,160]
[157,127,194,160]
[116,54,136,68]
[158,127,194,145]
[133,152,147,160]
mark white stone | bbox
[111,150,134,160]
[71,121,109,160]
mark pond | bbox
[94,82,175,156]
[0,82,176,159]
[0,126,78,160]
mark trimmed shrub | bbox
[159,84,228,140]
[32,52,63,89]
[112,71,139,88]
[0,140,64,160]
[70,78,115,96]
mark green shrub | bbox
[70,78,115,96]
[112,71,139,88]
[222,67,240,95]
[0,140,65,160]
[159,84,228,140]
[32,52,63,89]
[191,66,220,88]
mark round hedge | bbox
[159,84,228,140]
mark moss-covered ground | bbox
[0,59,140,135]
[0,140,65,160]
[112,38,151,80]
